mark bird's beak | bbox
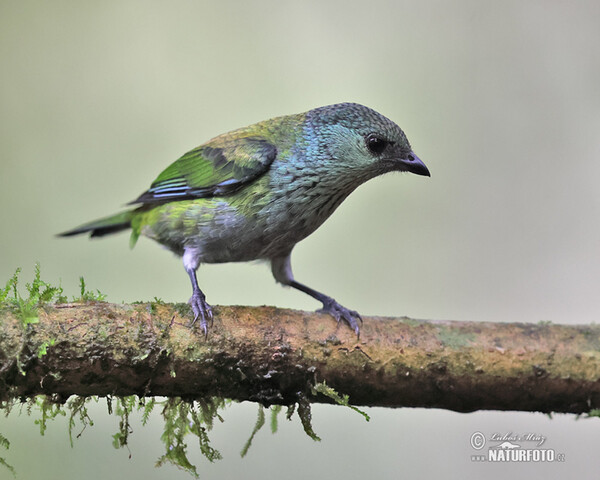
[398,151,430,177]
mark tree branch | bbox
[1,303,599,413]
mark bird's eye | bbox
[365,134,388,155]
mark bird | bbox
[59,103,430,336]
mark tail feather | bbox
[58,211,133,238]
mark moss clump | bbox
[0,265,107,329]
[0,264,66,327]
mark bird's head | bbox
[304,103,430,181]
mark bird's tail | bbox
[58,211,133,238]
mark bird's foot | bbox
[318,298,362,337]
[189,291,213,337]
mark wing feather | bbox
[129,137,277,205]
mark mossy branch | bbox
[0,302,599,414]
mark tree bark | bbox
[1,302,599,413]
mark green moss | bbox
[111,396,136,451]
[579,326,600,352]
[399,316,425,328]
[436,325,476,349]
[75,276,107,302]
[67,396,95,447]
[311,381,370,422]
[240,404,265,457]
[0,265,106,331]
[297,394,321,441]
[36,339,56,358]
[270,404,282,433]
[0,264,65,327]
[174,302,193,318]
[156,397,224,477]
[0,393,355,477]
[0,433,15,478]
[150,297,166,314]
[34,396,67,436]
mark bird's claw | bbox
[318,299,362,337]
[189,291,213,337]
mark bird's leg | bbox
[271,254,362,336]
[289,280,362,335]
[184,248,212,337]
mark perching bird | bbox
[60,103,429,336]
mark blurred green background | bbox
[1,1,599,478]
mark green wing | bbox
[130,137,277,205]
